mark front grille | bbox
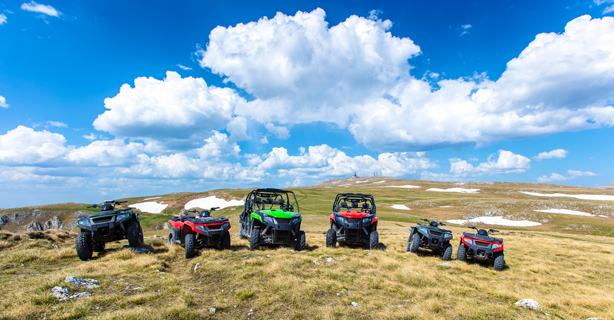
[92,216,113,223]
[206,224,223,230]
[276,218,291,224]
[430,230,443,237]
[347,218,361,224]
[475,241,490,248]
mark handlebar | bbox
[439,222,446,226]
[210,207,220,211]
[489,229,499,233]
[87,204,98,208]
[469,226,478,230]
[421,218,429,222]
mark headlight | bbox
[444,233,453,239]
[116,213,130,221]
[362,217,371,225]
[417,226,426,234]
[263,216,275,225]
[222,222,230,230]
[464,238,473,245]
[77,219,91,226]
[290,217,300,225]
[195,225,206,233]
[492,244,502,250]
[336,216,346,225]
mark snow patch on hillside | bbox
[447,216,541,227]
[386,185,421,189]
[130,202,168,214]
[520,191,614,201]
[427,188,479,193]
[184,196,243,210]
[392,204,410,210]
[534,208,594,217]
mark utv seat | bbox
[361,202,370,212]
[340,202,349,211]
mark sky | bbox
[1,0,614,208]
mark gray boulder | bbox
[163,222,171,230]
[0,215,8,226]
[514,299,542,311]
[44,216,62,230]
[26,221,43,232]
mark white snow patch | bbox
[373,181,387,184]
[143,196,162,200]
[392,204,410,210]
[599,215,609,218]
[534,208,594,217]
[427,188,480,193]
[130,202,168,214]
[184,196,243,210]
[447,216,541,227]
[355,180,368,184]
[386,185,421,189]
[520,191,614,201]
[440,206,453,208]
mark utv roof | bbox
[253,188,293,193]
[336,193,373,197]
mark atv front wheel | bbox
[325,229,336,247]
[185,233,196,258]
[457,244,467,261]
[493,254,505,271]
[220,231,231,250]
[75,232,93,261]
[93,241,105,252]
[126,220,141,247]
[249,228,260,250]
[295,230,306,251]
[442,244,453,261]
[369,230,379,250]
[409,234,420,253]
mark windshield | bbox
[248,189,300,214]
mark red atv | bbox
[458,226,505,271]
[167,207,231,258]
[326,193,379,249]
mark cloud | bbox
[94,71,246,149]
[0,14,7,25]
[46,120,67,128]
[20,1,60,17]
[537,173,568,183]
[568,170,597,176]
[196,131,240,160]
[449,150,531,176]
[594,0,614,14]
[197,11,614,151]
[176,64,192,70]
[198,8,420,126]
[533,149,568,160]
[83,133,97,141]
[0,95,8,108]
[460,24,472,36]
[265,123,290,140]
[260,136,269,144]
[256,144,435,179]
[0,126,67,165]
[66,139,145,167]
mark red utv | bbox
[326,193,379,249]
[167,207,231,258]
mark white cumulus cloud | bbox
[533,149,568,160]
[568,170,597,176]
[537,173,568,183]
[66,139,145,167]
[20,1,60,17]
[0,95,8,108]
[0,126,67,165]
[0,14,7,25]
[449,150,531,177]
[93,71,247,149]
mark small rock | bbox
[437,262,453,268]
[51,286,91,301]
[26,221,43,232]
[209,308,216,314]
[159,276,165,279]
[151,235,165,239]
[163,222,171,229]
[519,281,525,284]
[65,276,100,289]
[367,252,372,255]
[336,293,341,297]
[52,244,61,250]
[514,299,542,311]
[125,285,143,290]
[326,257,335,263]
[351,302,359,307]
[499,277,505,279]
[122,246,151,253]
[194,263,201,272]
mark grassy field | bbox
[1,177,613,319]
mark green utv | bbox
[239,188,306,251]
[75,200,144,261]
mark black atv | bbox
[406,219,453,260]
[458,227,505,271]
[75,200,144,261]
[167,207,231,258]
[238,188,305,251]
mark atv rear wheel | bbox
[75,232,93,261]
[295,230,306,251]
[185,233,196,258]
[494,254,505,271]
[249,228,260,250]
[93,241,105,252]
[457,244,467,261]
[138,224,144,244]
[409,234,420,253]
[442,244,453,261]
[369,230,379,250]
[126,220,141,247]
[220,231,231,250]
[325,229,336,247]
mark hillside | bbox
[1,177,613,319]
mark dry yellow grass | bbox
[1,212,613,319]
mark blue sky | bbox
[1,0,614,208]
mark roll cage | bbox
[332,193,376,214]
[244,188,300,214]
